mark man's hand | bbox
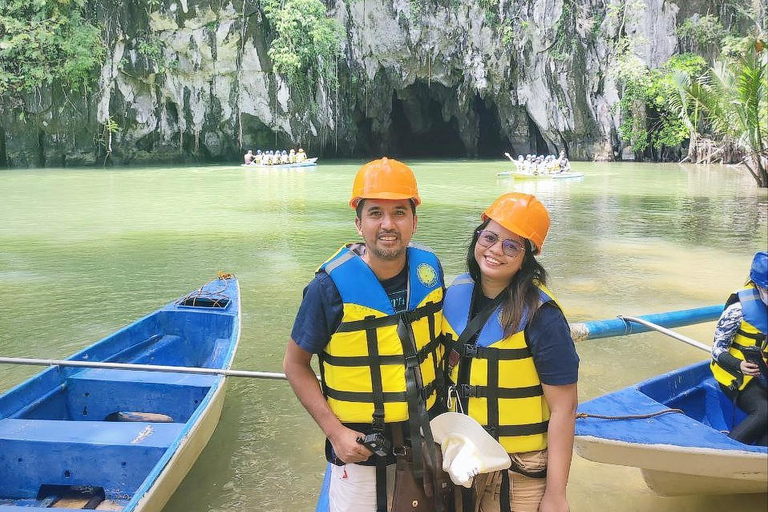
[328,425,373,464]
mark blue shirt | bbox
[526,303,580,386]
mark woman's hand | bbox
[538,488,569,512]
[740,360,761,376]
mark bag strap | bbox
[447,292,506,374]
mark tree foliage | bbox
[684,46,768,186]
[0,0,105,97]
[261,0,342,96]
[615,50,707,155]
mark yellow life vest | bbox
[711,286,768,391]
[319,244,444,424]
[442,274,559,453]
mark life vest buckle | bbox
[459,384,478,398]
[462,344,478,357]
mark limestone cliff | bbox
[0,0,725,166]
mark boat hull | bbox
[133,380,227,512]
[0,276,241,511]
[497,170,584,179]
[575,361,768,495]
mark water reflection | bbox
[0,161,766,511]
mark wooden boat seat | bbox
[69,368,219,387]
[61,369,218,423]
[0,418,184,448]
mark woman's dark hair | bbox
[466,219,548,335]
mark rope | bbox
[576,408,685,421]
[175,273,234,308]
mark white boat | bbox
[242,157,318,169]
[497,170,584,180]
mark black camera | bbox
[356,432,391,457]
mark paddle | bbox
[618,315,712,352]
[0,356,320,381]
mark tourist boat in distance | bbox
[242,157,318,169]
[576,359,768,496]
[496,170,584,179]
[0,274,241,511]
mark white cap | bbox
[430,412,511,488]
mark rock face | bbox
[0,0,706,166]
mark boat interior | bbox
[638,361,748,433]
[0,306,235,510]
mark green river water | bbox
[1,160,766,511]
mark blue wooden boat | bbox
[0,275,241,511]
[576,360,768,496]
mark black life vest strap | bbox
[320,335,441,367]
[366,323,386,432]
[486,346,500,440]
[733,331,767,344]
[455,384,543,399]
[509,456,548,479]
[449,343,532,360]
[447,292,506,374]
[500,470,512,512]
[375,456,387,512]
[490,421,549,437]
[336,300,443,332]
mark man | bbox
[244,149,254,165]
[284,157,446,512]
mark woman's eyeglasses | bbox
[476,230,524,257]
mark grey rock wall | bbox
[0,0,705,167]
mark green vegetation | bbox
[615,52,707,156]
[613,1,766,186]
[261,0,342,103]
[680,45,767,187]
[0,0,104,98]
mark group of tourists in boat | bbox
[244,148,308,165]
[506,151,572,175]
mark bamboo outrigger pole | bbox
[0,357,300,380]
[617,315,712,352]
[1,305,723,381]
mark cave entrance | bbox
[527,115,549,156]
[390,83,465,157]
[475,95,505,158]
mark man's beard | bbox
[370,244,406,260]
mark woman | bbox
[442,192,579,512]
[710,251,768,446]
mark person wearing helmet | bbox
[442,192,579,512]
[297,148,306,162]
[710,251,768,446]
[284,157,448,512]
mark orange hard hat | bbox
[349,157,421,208]
[482,193,550,254]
